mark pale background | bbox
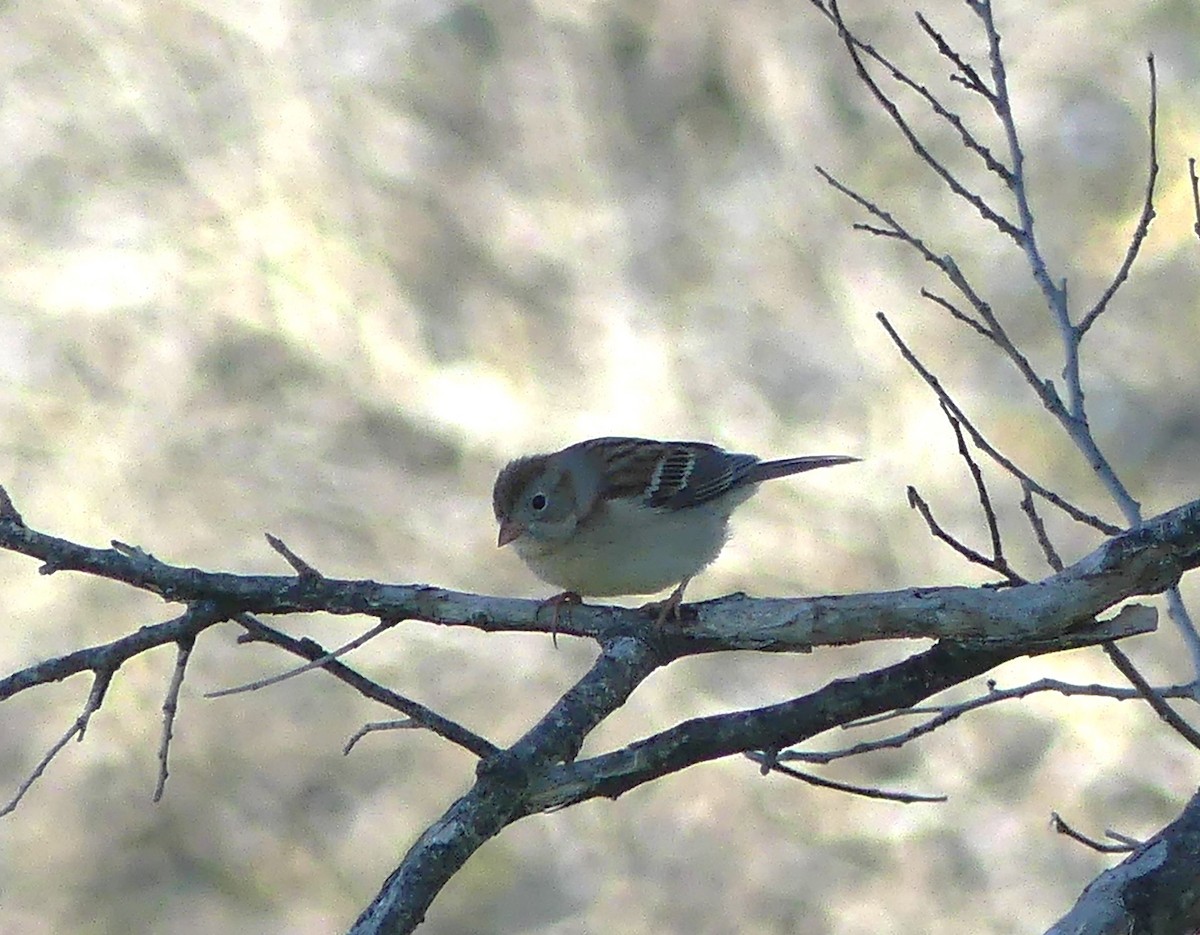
[1,1,1199,932]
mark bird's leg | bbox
[536,591,582,648]
[641,577,691,626]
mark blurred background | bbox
[1,0,1199,932]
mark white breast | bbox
[513,492,754,597]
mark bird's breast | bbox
[514,498,734,596]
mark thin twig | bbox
[907,486,1021,583]
[821,0,1017,209]
[1104,828,1144,849]
[154,637,194,802]
[1020,481,1064,573]
[344,720,421,755]
[975,3,1145,524]
[823,1,1147,530]
[1188,157,1200,240]
[1076,56,1159,338]
[921,288,993,339]
[939,401,1016,578]
[972,0,1064,319]
[1163,588,1200,700]
[0,604,227,703]
[854,222,905,239]
[1103,643,1200,750]
[814,0,1091,441]
[779,668,1193,766]
[2,670,113,816]
[746,752,946,804]
[265,533,324,580]
[877,311,1121,534]
[206,618,398,698]
[1051,812,1136,853]
[914,12,992,101]
[232,615,499,760]
[821,165,1063,406]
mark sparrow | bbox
[492,437,857,626]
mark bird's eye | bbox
[530,492,548,511]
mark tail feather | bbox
[748,454,859,483]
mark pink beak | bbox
[497,519,523,547]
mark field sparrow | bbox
[493,437,857,622]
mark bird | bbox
[492,436,858,630]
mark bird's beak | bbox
[497,519,523,547]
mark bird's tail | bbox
[748,454,860,483]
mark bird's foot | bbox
[537,591,582,648]
[640,578,691,626]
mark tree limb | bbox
[1046,787,1200,935]
[1,488,1196,659]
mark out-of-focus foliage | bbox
[0,1,1198,932]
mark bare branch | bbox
[344,720,422,755]
[5,484,1193,654]
[2,670,113,816]
[350,636,669,934]
[1076,55,1159,338]
[0,603,227,702]
[1021,481,1065,573]
[1163,589,1200,700]
[779,631,1174,767]
[921,288,993,339]
[745,752,946,804]
[820,164,1074,412]
[265,532,324,580]
[972,0,1066,321]
[154,637,195,802]
[523,605,1159,817]
[1189,156,1200,240]
[820,0,1018,220]
[939,401,1014,576]
[1104,829,1145,849]
[877,311,1122,534]
[0,485,25,527]
[1103,643,1200,750]
[817,8,1146,526]
[359,613,1159,932]
[914,12,992,101]
[1047,789,1200,935]
[1051,812,1136,854]
[907,485,1021,583]
[206,618,398,698]
[231,614,500,760]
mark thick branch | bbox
[349,636,667,935]
[1,492,1196,654]
[523,607,1156,812]
[684,498,1196,647]
[1,492,1196,935]
[349,606,1157,933]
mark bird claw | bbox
[537,591,582,648]
[640,578,691,626]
